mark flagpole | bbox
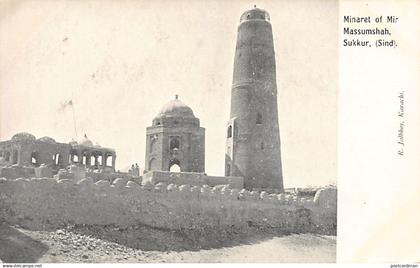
[71,104,78,140]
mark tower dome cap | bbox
[240,6,270,22]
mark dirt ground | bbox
[0,223,336,263]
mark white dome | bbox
[155,96,196,119]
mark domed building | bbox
[0,132,70,169]
[145,95,205,173]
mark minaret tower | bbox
[225,6,283,192]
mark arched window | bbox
[170,137,180,150]
[227,125,232,138]
[260,142,265,150]
[256,113,263,124]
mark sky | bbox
[0,0,337,188]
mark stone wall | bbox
[0,177,336,234]
[142,171,244,189]
[0,166,35,179]
[54,168,142,184]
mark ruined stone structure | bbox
[144,96,205,173]
[0,132,143,183]
[0,132,116,173]
[225,7,284,192]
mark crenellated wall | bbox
[0,177,336,234]
[142,171,244,189]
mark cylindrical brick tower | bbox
[225,7,283,192]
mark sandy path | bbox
[153,234,336,263]
[0,224,335,263]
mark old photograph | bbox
[0,0,337,263]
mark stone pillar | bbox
[102,152,106,168]
[77,151,83,164]
[85,152,91,166]
[17,149,22,166]
[112,153,116,169]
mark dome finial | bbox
[175,94,179,100]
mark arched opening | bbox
[81,151,90,166]
[11,149,18,164]
[105,153,113,167]
[53,153,61,166]
[169,163,181,172]
[260,141,265,150]
[70,149,78,163]
[97,155,103,166]
[31,152,40,167]
[90,155,96,167]
[256,113,263,125]
[170,137,180,150]
[169,158,181,172]
[227,125,232,138]
[4,151,10,162]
